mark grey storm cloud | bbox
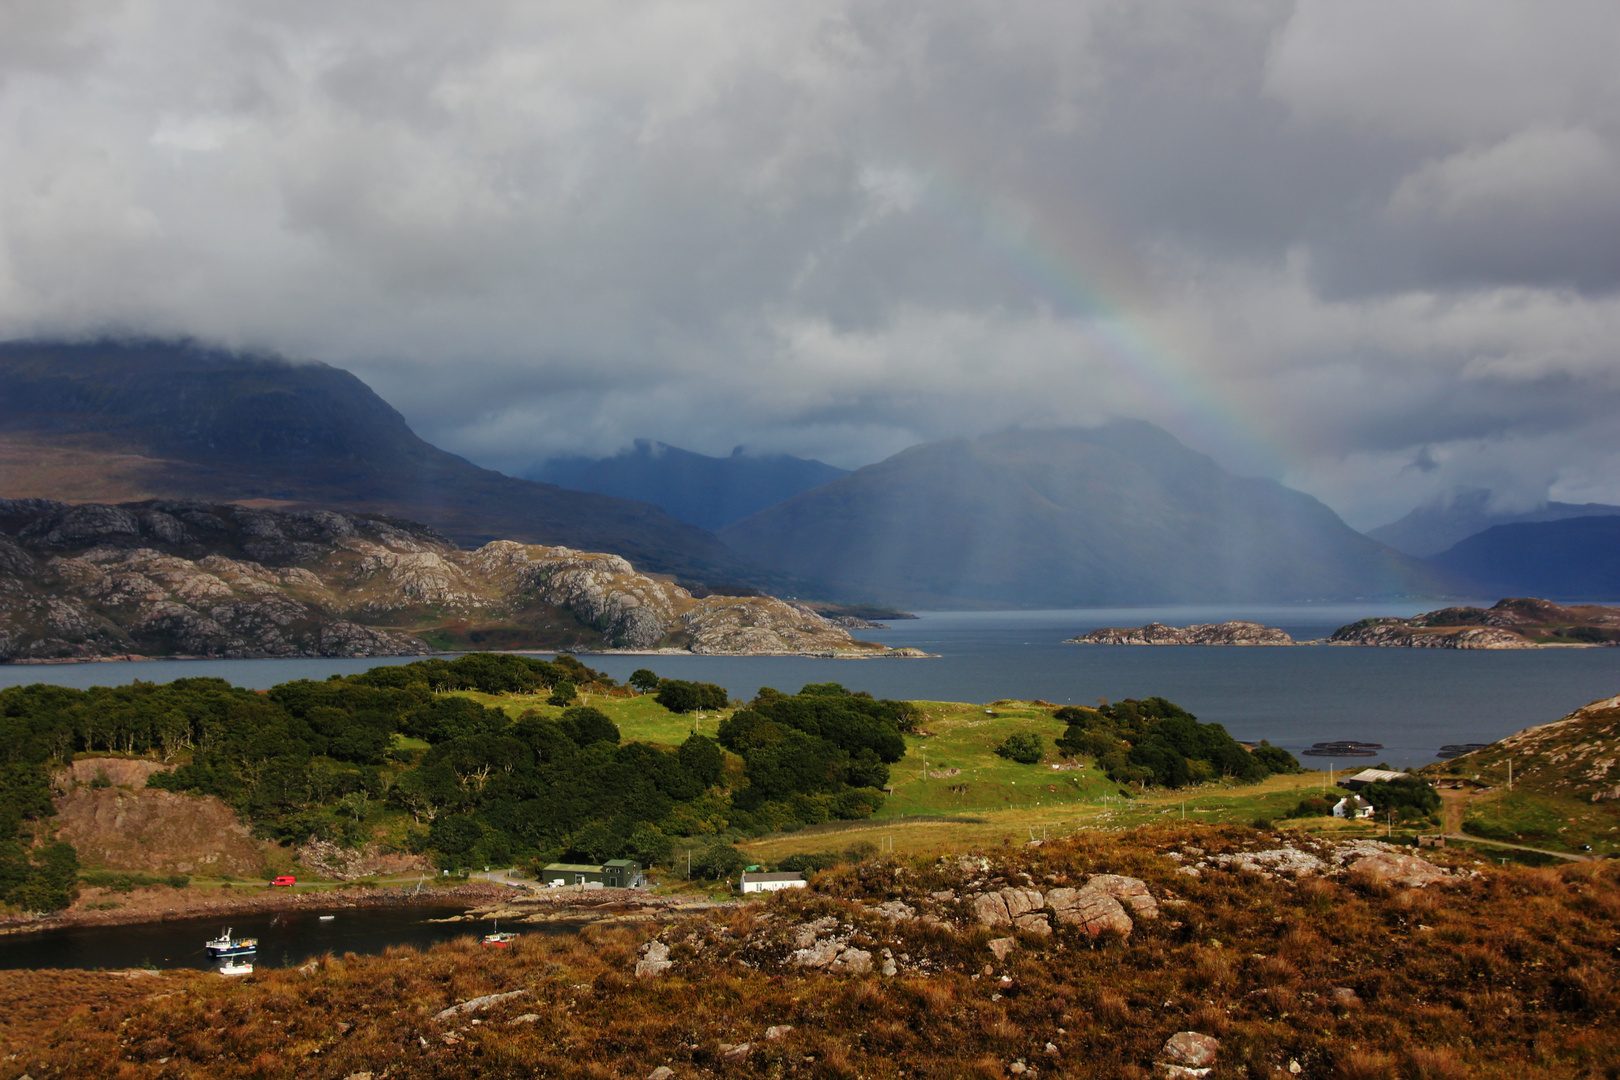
[2,0,1619,529]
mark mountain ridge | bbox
[721,422,1449,606]
[0,339,753,587]
[531,440,849,531]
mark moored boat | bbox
[218,960,254,976]
[481,919,519,947]
[205,928,258,957]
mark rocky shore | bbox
[0,497,910,661]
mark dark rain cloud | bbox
[1,0,1618,528]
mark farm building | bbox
[1340,768,1409,791]
[740,871,808,894]
[541,860,644,888]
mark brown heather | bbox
[3,824,1619,1079]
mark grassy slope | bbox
[1421,693,1620,856]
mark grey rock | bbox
[1046,886,1133,938]
[1160,1031,1219,1069]
[434,989,527,1020]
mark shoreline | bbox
[0,880,717,938]
[4,646,938,667]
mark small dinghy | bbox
[205,928,258,957]
[319,915,336,921]
[218,960,254,976]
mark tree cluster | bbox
[714,683,906,831]
[1053,697,1299,789]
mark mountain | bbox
[0,339,751,586]
[719,421,1447,606]
[0,497,890,660]
[531,440,849,531]
[1368,487,1620,558]
[1427,516,1620,600]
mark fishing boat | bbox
[205,927,258,957]
[218,960,254,976]
[481,919,519,947]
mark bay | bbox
[4,602,1619,767]
[0,903,567,972]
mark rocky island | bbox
[1328,597,1620,649]
[0,498,925,661]
[1065,620,1296,645]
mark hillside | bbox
[6,824,1618,1079]
[1427,516,1620,600]
[0,339,751,586]
[0,498,885,660]
[1329,597,1620,649]
[1424,691,1620,853]
[1368,487,1620,558]
[532,440,849,531]
[721,422,1447,606]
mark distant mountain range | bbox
[720,422,1447,606]
[531,440,848,531]
[13,338,1612,607]
[1368,487,1620,558]
[0,339,752,587]
[1427,517,1620,601]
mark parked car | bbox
[269,875,296,887]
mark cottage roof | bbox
[603,859,639,869]
[742,872,806,883]
[542,863,602,874]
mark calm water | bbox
[0,903,560,972]
[4,604,1619,767]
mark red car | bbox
[269,875,296,887]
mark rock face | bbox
[1067,621,1294,646]
[51,780,270,877]
[0,498,895,660]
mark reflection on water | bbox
[0,904,571,972]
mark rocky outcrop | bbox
[1329,620,1534,649]
[1328,598,1620,649]
[51,784,271,877]
[0,498,898,660]
[1066,621,1294,646]
[970,876,1156,939]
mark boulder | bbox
[1157,1031,1219,1077]
[636,940,673,978]
[1046,886,1133,937]
[973,887,1045,928]
[1348,853,1449,888]
[1086,874,1159,919]
[829,948,873,974]
[988,937,1016,961]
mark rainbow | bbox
[900,169,1277,474]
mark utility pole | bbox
[1507,758,1513,792]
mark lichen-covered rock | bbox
[1348,853,1450,888]
[1085,874,1160,919]
[1158,1030,1219,1077]
[1046,886,1133,937]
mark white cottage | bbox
[739,871,808,894]
[1333,794,1375,819]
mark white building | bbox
[1333,795,1375,819]
[739,871,808,893]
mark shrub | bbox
[995,731,1045,765]
[547,680,578,707]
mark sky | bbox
[2,1,1619,530]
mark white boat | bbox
[481,918,519,947]
[319,915,335,921]
[218,960,254,976]
[205,928,258,957]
